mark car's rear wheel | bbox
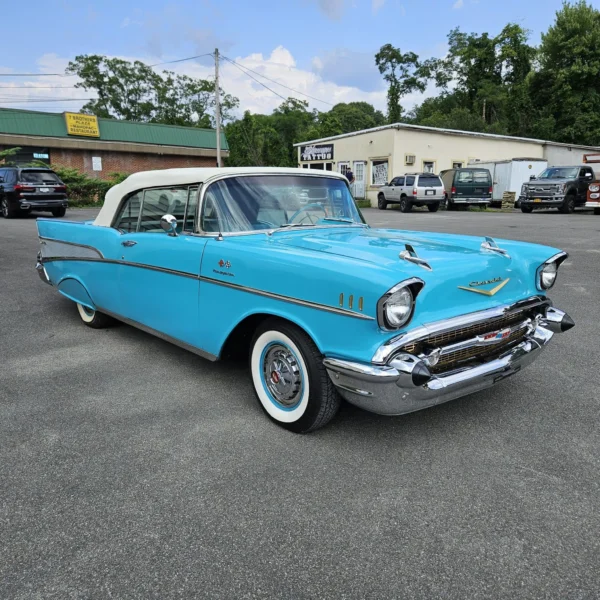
[1,198,17,219]
[377,194,387,210]
[52,207,66,218]
[250,318,340,433]
[427,203,440,212]
[399,197,412,213]
[521,206,533,213]
[560,194,575,214]
[76,303,114,329]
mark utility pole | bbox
[214,48,221,168]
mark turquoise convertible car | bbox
[36,167,574,432]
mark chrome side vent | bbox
[399,244,432,271]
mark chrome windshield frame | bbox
[194,171,366,237]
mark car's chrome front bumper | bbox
[324,307,574,416]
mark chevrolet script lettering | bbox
[457,277,510,296]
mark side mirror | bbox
[585,172,593,178]
[529,175,537,180]
[160,214,178,237]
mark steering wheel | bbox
[287,203,327,226]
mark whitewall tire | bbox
[250,319,341,433]
[76,303,114,329]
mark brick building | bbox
[0,108,228,178]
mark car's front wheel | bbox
[560,194,575,214]
[250,319,340,433]
[594,208,600,215]
[76,303,114,329]
[377,194,387,210]
[521,206,533,214]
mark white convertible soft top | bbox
[93,167,348,227]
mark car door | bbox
[115,184,208,348]
[385,177,398,201]
[578,168,593,203]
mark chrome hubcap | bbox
[82,305,95,317]
[262,344,302,407]
[1,200,7,216]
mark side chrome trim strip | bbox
[40,257,374,321]
[98,308,219,362]
[198,275,375,321]
[372,295,550,364]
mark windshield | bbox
[537,167,578,180]
[202,175,364,233]
[19,170,61,184]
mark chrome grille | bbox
[399,302,546,373]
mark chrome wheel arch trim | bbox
[372,295,551,365]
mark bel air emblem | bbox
[458,277,510,296]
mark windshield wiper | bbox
[319,217,359,224]
[277,223,315,229]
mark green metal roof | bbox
[0,107,228,150]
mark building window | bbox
[422,160,436,173]
[452,161,463,169]
[371,159,388,186]
[309,163,324,170]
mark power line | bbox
[222,55,333,106]
[0,86,77,89]
[0,73,76,77]
[0,98,94,104]
[221,55,287,102]
[149,52,214,67]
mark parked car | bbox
[0,167,68,218]
[439,167,493,210]
[585,181,600,215]
[377,173,444,212]
[519,165,594,213]
[36,167,574,432]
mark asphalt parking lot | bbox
[1,207,599,599]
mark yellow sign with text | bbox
[64,112,100,138]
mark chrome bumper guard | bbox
[36,254,52,285]
[324,307,574,416]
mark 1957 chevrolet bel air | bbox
[35,167,575,432]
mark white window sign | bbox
[371,160,388,186]
[92,156,102,171]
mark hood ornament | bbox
[399,244,432,271]
[481,236,510,259]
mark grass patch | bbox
[356,199,371,209]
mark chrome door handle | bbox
[121,240,137,247]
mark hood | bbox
[272,227,556,323]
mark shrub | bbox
[51,167,129,206]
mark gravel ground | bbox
[1,207,598,599]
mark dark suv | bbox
[0,167,68,218]
[519,165,593,213]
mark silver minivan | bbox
[378,172,444,213]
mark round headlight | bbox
[589,184,600,192]
[540,261,558,289]
[384,287,413,327]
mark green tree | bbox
[375,44,425,122]
[66,55,239,127]
[529,1,600,144]
[0,147,21,164]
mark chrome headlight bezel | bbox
[589,184,600,193]
[536,252,568,291]
[377,278,425,331]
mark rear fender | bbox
[57,276,95,311]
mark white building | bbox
[295,123,600,205]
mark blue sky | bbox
[1,0,596,116]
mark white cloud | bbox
[312,0,345,20]
[452,0,464,8]
[372,0,386,14]
[0,46,438,118]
